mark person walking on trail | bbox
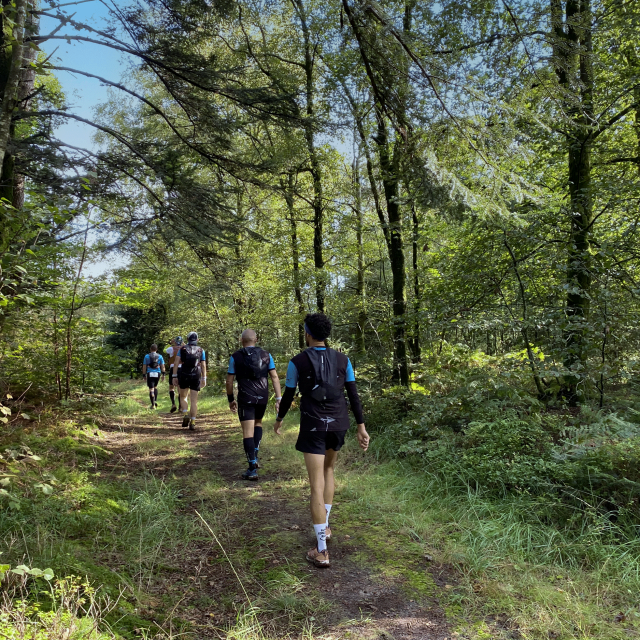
[274,313,370,568]
[165,336,183,413]
[142,345,166,409]
[172,332,206,430]
[226,329,282,481]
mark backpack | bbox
[241,348,269,379]
[181,345,202,374]
[305,348,342,402]
[148,353,159,369]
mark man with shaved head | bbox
[226,329,282,480]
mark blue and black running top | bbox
[143,353,165,373]
[228,347,275,406]
[276,347,364,432]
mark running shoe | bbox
[170,405,177,413]
[306,548,330,568]
[181,414,190,428]
[154,403,158,409]
[188,419,196,431]
[242,468,258,481]
[325,527,332,541]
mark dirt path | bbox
[97,403,451,639]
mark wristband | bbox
[276,396,282,401]
[275,416,283,422]
[227,394,234,402]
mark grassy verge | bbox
[1,380,638,639]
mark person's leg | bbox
[304,452,328,553]
[241,419,255,439]
[253,422,263,449]
[241,419,256,462]
[189,389,198,418]
[154,386,159,406]
[187,388,199,429]
[169,368,176,411]
[253,404,266,466]
[179,386,190,427]
[323,449,338,538]
[147,380,155,407]
[240,406,258,478]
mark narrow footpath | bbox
[96,399,452,639]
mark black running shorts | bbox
[295,429,348,455]
[146,374,161,388]
[178,373,201,391]
[238,403,267,423]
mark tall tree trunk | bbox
[340,81,391,254]
[0,1,36,207]
[284,172,305,349]
[0,0,26,180]
[292,0,326,312]
[409,203,421,362]
[353,148,366,354]
[552,0,594,405]
[376,112,409,385]
[64,215,90,399]
[622,49,640,177]
[232,188,247,325]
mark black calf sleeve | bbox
[170,390,175,404]
[154,388,158,401]
[243,437,257,469]
[254,426,263,450]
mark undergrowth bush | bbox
[364,344,640,523]
[0,574,117,640]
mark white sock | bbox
[325,504,332,527]
[313,523,327,552]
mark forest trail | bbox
[96,398,452,639]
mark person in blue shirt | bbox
[172,331,206,430]
[226,329,282,481]
[274,313,370,568]
[142,345,166,409]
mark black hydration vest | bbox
[234,347,270,380]
[305,347,343,402]
[291,347,350,432]
[232,347,271,405]
[180,344,203,375]
[148,352,160,369]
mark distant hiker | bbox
[226,329,282,481]
[274,313,370,568]
[172,331,206,430]
[165,336,183,413]
[142,344,166,409]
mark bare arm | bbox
[269,369,282,412]
[200,358,207,388]
[226,373,237,412]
